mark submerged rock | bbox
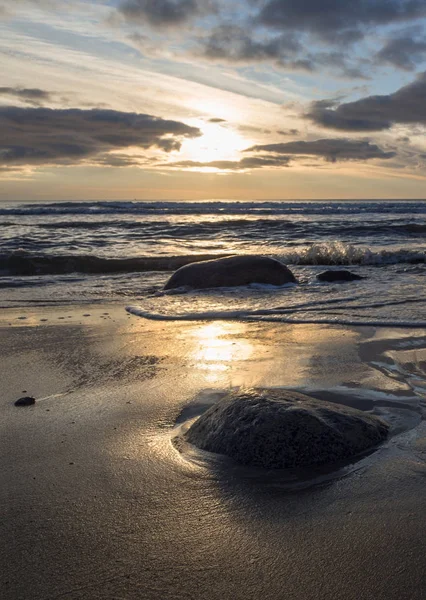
[14,396,36,407]
[317,270,365,282]
[164,255,297,290]
[184,388,388,469]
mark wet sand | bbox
[2,305,426,600]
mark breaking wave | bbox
[282,242,426,266]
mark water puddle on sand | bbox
[169,328,426,491]
[168,384,416,492]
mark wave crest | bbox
[284,242,426,266]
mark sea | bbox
[1,199,426,326]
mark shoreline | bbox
[2,304,426,599]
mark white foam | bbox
[126,305,248,321]
[126,305,426,328]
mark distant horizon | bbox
[2,197,426,204]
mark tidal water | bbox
[1,200,425,326]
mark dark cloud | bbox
[208,117,226,123]
[118,0,213,27]
[0,107,201,168]
[307,72,426,131]
[247,138,395,162]
[165,155,292,170]
[0,87,52,106]
[201,24,304,66]
[375,35,426,70]
[257,0,426,43]
[198,25,370,77]
[312,51,370,79]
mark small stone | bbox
[14,396,36,407]
[317,270,364,282]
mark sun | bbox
[179,120,250,164]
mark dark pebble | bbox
[15,396,36,407]
[317,269,365,282]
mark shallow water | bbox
[1,200,425,327]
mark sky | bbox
[1,0,426,200]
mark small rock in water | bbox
[317,270,364,282]
[184,388,388,469]
[15,396,36,407]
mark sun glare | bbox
[180,121,250,165]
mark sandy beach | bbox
[2,304,426,599]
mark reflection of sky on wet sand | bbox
[190,322,254,383]
[181,321,368,389]
[179,321,426,396]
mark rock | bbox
[164,255,297,290]
[14,396,36,407]
[317,270,365,282]
[184,388,388,469]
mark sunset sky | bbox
[2,0,426,200]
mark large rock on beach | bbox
[317,269,364,282]
[164,255,297,290]
[184,388,389,469]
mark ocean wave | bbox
[281,242,426,266]
[1,244,425,276]
[2,200,426,217]
[14,218,426,238]
[0,251,231,276]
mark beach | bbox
[2,304,426,599]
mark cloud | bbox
[164,155,292,170]
[208,117,226,123]
[165,138,395,170]
[0,106,201,168]
[196,24,371,77]
[118,0,213,27]
[277,129,299,135]
[247,138,396,162]
[257,0,426,43]
[375,35,426,70]
[307,72,426,131]
[200,24,304,65]
[0,86,53,105]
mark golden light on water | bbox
[191,322,254,382]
